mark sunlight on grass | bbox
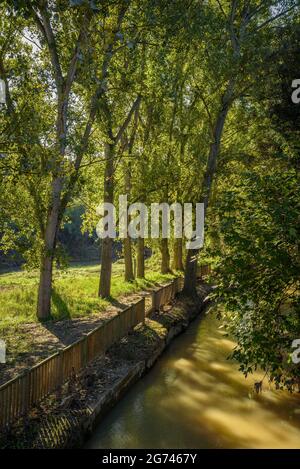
[0,260,176,326]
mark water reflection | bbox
[85,309,300,449]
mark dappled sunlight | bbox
[157,314,300,448]
[0,260,173,325]
[86,311,300,449]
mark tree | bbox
[182,0,300,296]
[208,14,300,390]
[1,0,142,316]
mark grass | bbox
[0,259,176,328]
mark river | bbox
[85,308,300,449]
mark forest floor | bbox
[0,259,177,385]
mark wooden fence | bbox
[147,276,183,315]
[0,277,183,430]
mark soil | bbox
[0,283,210,449]
[0,287,155,386]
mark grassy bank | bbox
[0,259,177,383]
[0,260,175,328]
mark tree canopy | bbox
[0,0,299,390]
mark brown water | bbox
[85,309,300,449]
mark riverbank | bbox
[87,303,300,450]
[0,261,175,385]
[0,283,211,449]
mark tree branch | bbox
[115,95,142,144]
[64,13,92,103]
[216,0,227,19]
[32,3,64,97]
[252,4,298,33]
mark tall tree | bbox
[183,0,299,296]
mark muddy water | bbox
[85,309,300,449]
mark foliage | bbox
[0,0,299,388]
[206,14,300,390]
[212,165,300,390]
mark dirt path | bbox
[0,287,156,386]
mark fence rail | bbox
[0,277,184,430]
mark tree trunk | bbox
[124,236,134,281]
[37,253,54,321]
[99,143,115,298]
[123,152,134,282]
[172,238,184,271]
[37,177,63,320]
[160,238,170,274]
[137,237,145,278]
[182,248,198,296]
[182,78,235,297]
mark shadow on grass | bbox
[51,289,71,320]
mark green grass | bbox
[0,260,175,327]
